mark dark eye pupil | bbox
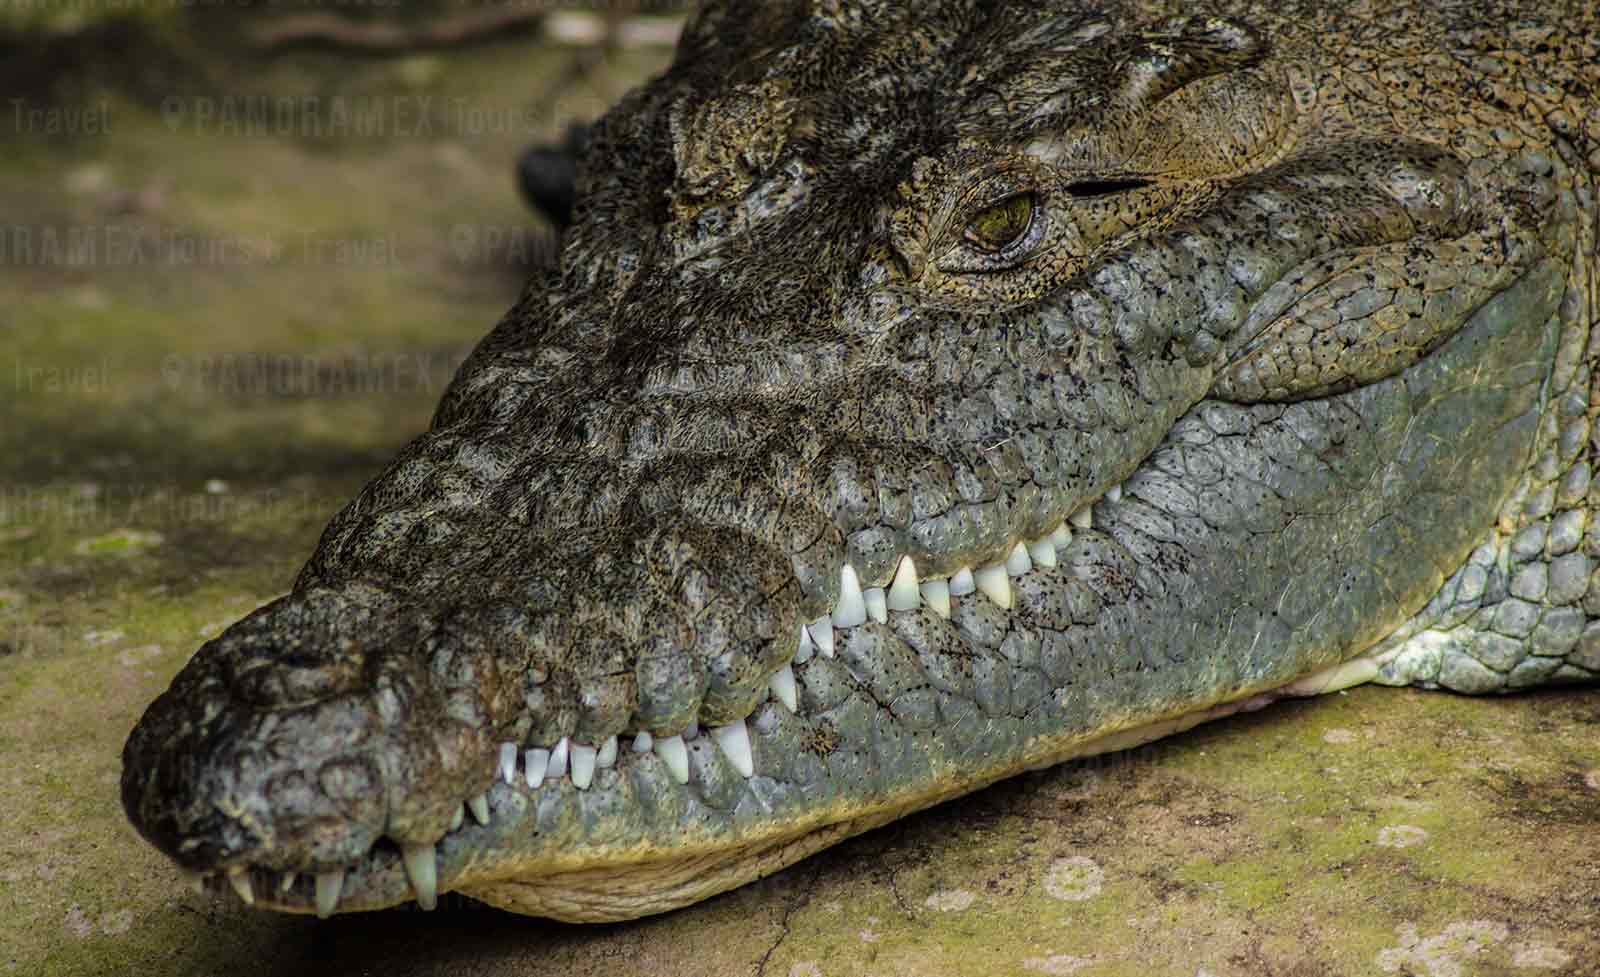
[966,194,1033,251]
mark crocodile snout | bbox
[119,584,522,912]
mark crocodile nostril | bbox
[231,657,363,707]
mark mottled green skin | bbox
[122,0,1598,921]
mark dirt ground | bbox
[2,12,1597,977]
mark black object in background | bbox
[517,123,590,230]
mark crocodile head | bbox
[121,0,1595,921]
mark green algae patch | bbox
[71,529,165,557]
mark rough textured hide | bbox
[121,0,1598,922]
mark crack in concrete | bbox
[752,863,823,977]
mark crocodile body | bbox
[122,0,1599,922]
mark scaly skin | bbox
[121,0,1599,922]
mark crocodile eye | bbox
[963,193,1035,252]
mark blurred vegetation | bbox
[0,1,690,107]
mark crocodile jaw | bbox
[120,0,1588,922]
[137,250,1560,920]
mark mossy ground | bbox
[2,17,1597,977]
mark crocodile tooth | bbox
[315,871,343,919]
[596,735,618,768]
[1106,483,1123,503]
[450,806,464,832]
[498,742,518,785]
[1005,542,1032,577]
[863,586,888,624]
[886,556,920,610]
[183,872,205,895]
[1027,538,1057,568]
[570,742,598,789]
[919,578,951,618]
[468,793,490,825]
[683,721,700,741]
[1050,524,1072,548]
[279,872,296,893]
[712,719,754,777]
[832,564,867,627]
[549,737,570,778]
[1070,507,1093,530]
[948,567,976,596]
[770,664,798,712]
[631,731,653,753]
[794,623,815,664]
[654,734,690,784]
[227,868,254,906]
[401,843,438,911]
[808,616,835,658]
[525,748,549,788]
[974,564,1012,609]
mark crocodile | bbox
[121,0,1599,923]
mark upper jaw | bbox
[122,459,1132,916]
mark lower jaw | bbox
[427,655,1379,923]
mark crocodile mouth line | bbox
[183,478,1140,916]
[170,245,1540,919]
[189,624,1380,921]
[179,461,1392,920]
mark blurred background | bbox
[2,5,1595,977]
[1,0,683,500]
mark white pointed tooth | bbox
[832,564,868,627]
[279,872,296,893]
[227,868,254,906]
[1070,507,1092,530]
[449,806,464,832]
[1050,523,1072,548]
[569,742,598,789]
[1106,483,1123,503]
[524,748,549,788]
[183,872,206,896]
[467,793,490,825]
[631,731,653,753]
[712,719,755,778]
[795,623,814,664]
[498,742,518,785]
[948,567,976,596]
[770,664,798,712]
[401,843,438,911]
[654,734,690,784]
[683,721,700,741]
[919,578,951,618]
[1028,538,1057,568]
[315,871,344,919]
[548,736,570,778]
[974,564,1013,609]
[1005,542,1032,576]
[863,586,888,624]
[809,616,835,658]
[597,735,618,768]
[886,556,920,611]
